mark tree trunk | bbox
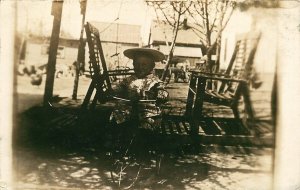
[214,1,226,73]
[205,42,217,90]
[215,35,221,72]
[161,12,181,82]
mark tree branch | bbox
[220,4,234,32]
[190,27,206,45]
[190,25,206,39]
[204,0,211,46]
[181,1,192,14]
[158,3,176,27]
[186,6,199,23]
[161,1,183,81]
[209,0,220,32]
[193,1,205,20]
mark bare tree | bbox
[186,0,235,73]
[146,0,192,81]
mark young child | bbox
[110,48,168,130]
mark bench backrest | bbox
[225,32,261,80]
[218,32,261,95]
[85,22,112,92]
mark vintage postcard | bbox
[1,0,300,189]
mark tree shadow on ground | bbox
[14,106,272,189]
[15,145,270,189]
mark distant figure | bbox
[71,61,77,77]
[250,67,263,89]
[199,55,208,71]
[79,62,85,76]
[29,65,37,75]
[30,73,42,88]
[180,66,187,82]
[23,65,36,76]
[18,60,25,76]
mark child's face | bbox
[133,55,155,78]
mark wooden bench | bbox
[186,32,261,125]
[81,22,135,111]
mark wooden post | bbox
[72,0,87,100]
[0,1,16,187]
[43,0,64,106]
[193,76,206,119]
[185,73,197,117]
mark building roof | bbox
[159,45,202,58]
[90,21,141,45]
[26,35,81,48]
[150,20,202,46]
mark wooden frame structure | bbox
[186,32,261,123]
[81,22,134,110]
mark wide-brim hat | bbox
[123,48,165,62]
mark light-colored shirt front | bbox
[110,74,168,129]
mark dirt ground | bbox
[14,143,273,190]
[13,74,274,189]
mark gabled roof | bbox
[159,45,202,58]
[26,35,81,48]
[150,20,202,46]
[90,21,141,45]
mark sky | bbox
[16,0,154,43]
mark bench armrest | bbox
[190,70,230,77]
[194,74,247,83]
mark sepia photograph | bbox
[0,0,300,189]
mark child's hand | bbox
[156,89,169,104]
[127,88,140,102]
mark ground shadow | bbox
[13,106,272,189]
